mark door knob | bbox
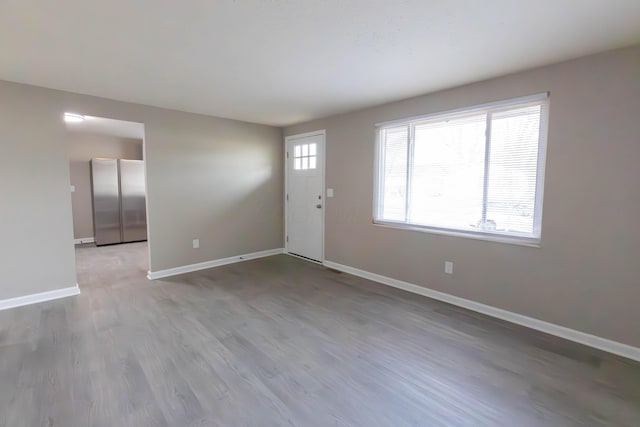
[316,204,322,209]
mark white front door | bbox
[286,132,324,262]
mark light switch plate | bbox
[70,185,75,192]
[193,239,200,249]
[327,188,334,198]
[445,261,453,275]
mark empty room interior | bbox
[1,1,640,426]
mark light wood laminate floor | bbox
[1,242,639,426]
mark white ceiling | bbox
[65,115,144,139]
[1,1,639,127]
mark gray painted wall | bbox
[0,83,78,299]
[0,80,283,300]
[67,133,143,240]
[285,45,640,347]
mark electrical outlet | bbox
[193,239,199,249]
[445,261,453,275]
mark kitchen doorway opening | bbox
[64,113,149,287]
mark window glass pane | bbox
[302,144,308,156]
[294,145,301,157]
[381,126,409,221]
[309,143,317,156]
[309,156,317,169]
[294,158,301,170]
[409,114,486,229]
[485,106,541,234]
[302,157,308,169]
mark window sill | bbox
[372,220,541,248]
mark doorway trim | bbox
[65,112,148,287]
[284,130,326,263]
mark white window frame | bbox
[373,93,550,247]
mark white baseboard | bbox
[74,237,95,245]
[0,285,80,311]
[147,248,284,280]
[323,260,640,362]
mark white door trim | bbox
[284,130,326,263]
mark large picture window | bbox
[374,93,549,245]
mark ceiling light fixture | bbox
[64,112,85,123]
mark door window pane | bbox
[293,142,317,170]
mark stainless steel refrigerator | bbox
[91,159,147,246]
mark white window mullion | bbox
[376,130,385,219]
[379,130,387,220]
[404,124,414,223]
[481,112,492,227]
